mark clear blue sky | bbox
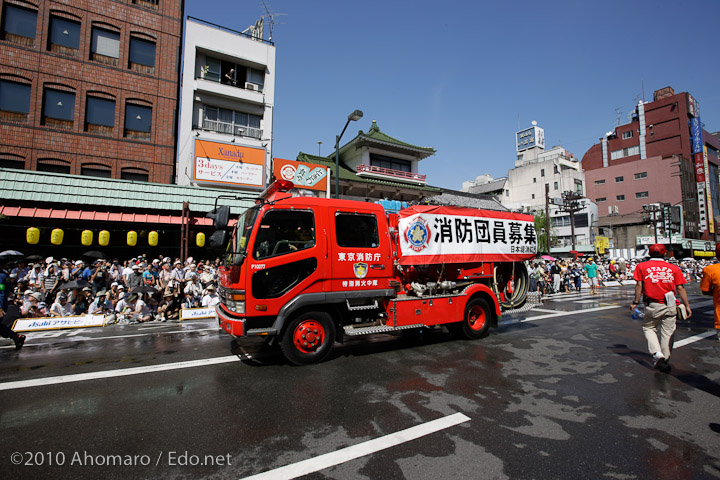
[186,0,720,191]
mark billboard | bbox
[272,158,329,191]
[516,125,545,152]
[193,139,266,188]
[690,117,703,154]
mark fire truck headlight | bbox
[228,300,245,314]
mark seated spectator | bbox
[73,287,93,315]
[201,284,220,307]
[49,293,74,317]
[182,290,197,309]
[22,292,46,317]
[123,293,153,323]
[89,291,113,316]
[184,273,203,304]
[156,291,181,322]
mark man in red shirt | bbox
[630,244,692,373]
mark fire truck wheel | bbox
[280,312,336,365]
[458,298,491,340]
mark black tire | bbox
[280,311,336,365]
[456,298,492,340]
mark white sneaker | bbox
[652,352,666,370]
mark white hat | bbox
[46,256,54,264]
[75,260,83,265]
[111,282,119,287]
[117,285,125,290]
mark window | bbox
[369,153,411,173]
[247,67,264,89]
[49,16,81,54]
[615,176,624,183]
[43,88,75,128]
[622,131,633,140]
[594,179,605,185]
[124,103,151,139]
[335,213,379,248]
[635,191,649,199]
[540,169,545,177]
[132,0,159,10]
[0,79,31,121]
[574,179,583,194]
[0,153,25,169]
[531,194,535,199]
[554,181,558,190]
[634,172,648,180]
[1,4,36,45]
[85,96,115,133]
[252,258,317,300]
[553,165,559,174]
[81,164,111,178]
[202,106,262,139]
[121,168,149,181]
[610,145,640,160]
[254,210,316,259]
[616,195,625,201]
[129,37,156,73]
[91,27,120,65]
[596,197,607,202]
[200,58,221,82]
[533,178,536,183]
[37,158,70,174]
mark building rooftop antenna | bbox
[261,0,287,41]
[615,107,622,126]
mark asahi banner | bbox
[397,205,537,265]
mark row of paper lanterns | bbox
[26,228,206,247]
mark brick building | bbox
[582,86,720,256]
[0,0,183,182]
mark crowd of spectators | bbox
[528,256,713,295]
[6,254,222,324]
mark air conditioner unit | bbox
[245,82,260,92]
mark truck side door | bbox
[245,207,327,314]
[329,207,392,292]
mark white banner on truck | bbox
[397,205,537,265]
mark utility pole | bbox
[545,184,550,254]
[559,191,584,253]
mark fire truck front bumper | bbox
[216,303,245,337]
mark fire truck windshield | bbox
[227,205,260,265]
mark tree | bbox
[533,210,557,254]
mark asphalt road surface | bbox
[1,283,719,480]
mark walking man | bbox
[0,260,25,350]
[630,244,692,373]
[584,257,598,294]
[699,242,720,341]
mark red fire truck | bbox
[211,180,537,365]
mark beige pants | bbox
[642,302,677,360]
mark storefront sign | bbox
[704,146,714,234]
[13,314,106,332]
[193,139,265,188]
[272,158,328,191]
[636,234,682,246]
[516,125,545,152]
[690,117,703,154]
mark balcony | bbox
[355,164,426,184]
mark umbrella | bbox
[82,250,107,260]
[132,285,157,294]
[0,250,24,261]
[26,255,43,262]
[60,279,91,290]
[541,255,556,261]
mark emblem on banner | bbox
[353,262,368,279]
[405,217,430,252]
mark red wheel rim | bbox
[292,320,325,354]
[467,305,486,331]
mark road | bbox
[1,283,719,479]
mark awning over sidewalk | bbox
[0,206,213,225]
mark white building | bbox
[176,17,276,190]
[462,123,598,254]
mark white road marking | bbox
[240,412,471,480]
[501,304,623,324]
[674,331,717,348]
[0,355,241,391]
[528,308,560,314]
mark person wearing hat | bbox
[584,257,599,294]
[49,293,74,317]
[700,242,720,342]
[73,287,93,315]
[630,243,692,373]
[156,290,180,322]
[125,264,143,290]
[123,292,152,323]
[201,284,220,307]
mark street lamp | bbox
[334,109,363,198]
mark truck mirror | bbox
[208,230,228,249]
[207,205,230,229]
